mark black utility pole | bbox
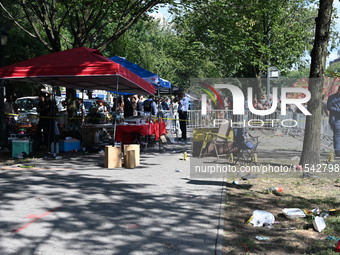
[0,29,8,149]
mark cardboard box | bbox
[124,150,136,168]
[104,146,122,168]
[123,144,140,166]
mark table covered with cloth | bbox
[115,122,166,144]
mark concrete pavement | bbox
[0,144,225,255]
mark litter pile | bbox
[246,207,340,251]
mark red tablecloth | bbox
[115,122,166,144]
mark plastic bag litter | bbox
[249,210,275,227]
[313,216,326,232]
[282,208,306,219]
[255,236,270,241]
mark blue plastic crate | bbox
[59,139,81,152]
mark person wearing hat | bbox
[96,100,107,113]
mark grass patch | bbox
[305,240,339,255]
[223,177,340,255]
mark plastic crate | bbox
[12,139,32,158]
[59,139,81,152]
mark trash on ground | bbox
[267,187,283,193]
[255,236,270,241]
[181,151,188,161]
[312,207,321,215]
[263,223,274,228]
[326,235,340,242]
[335,240,340,252]
[282,208,306,219]
[249,210,275,227]
[266,186,283,195]
[303,209,315,216]
[320,212,329,218]
[295,165,303,170]
[19,165,35,168]
[290,156,300,161]
[175,169,183,172]
[329,208,340,216]
[232,181,238,185]
[313,216,326,232]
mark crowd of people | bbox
[109,93,189,140]
[1,91,191,153]
[70,93,190,144]
[110,94,173,118]
[3,87,340,154]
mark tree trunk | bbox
[255,70,263,99]
[300,0,333,166]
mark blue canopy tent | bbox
[109,56,171,89]
[109,57,174,152]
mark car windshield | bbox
[16,98,39,112]
[84,101,95,111]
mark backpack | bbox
[143,99,152,112]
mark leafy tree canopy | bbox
[0,0,174,52]
[172,0,317,79]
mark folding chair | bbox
[233,128,259,165]
[199,120,233,159]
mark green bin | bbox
[12,140,32,158]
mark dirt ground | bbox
[223,130,340,255]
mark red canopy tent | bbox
[0,47,155,95]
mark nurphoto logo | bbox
[201,84,311,116]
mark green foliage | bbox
[284,67,311,78]
[0,3,49,97]
[326,61,340,77]
[0,0,173,52]
[172,0,317,79]
[106,17,221,89]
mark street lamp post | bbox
[0,29,8,149]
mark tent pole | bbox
[48,83,57,155]
[113,76,119,146]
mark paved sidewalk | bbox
[0,146,225,255]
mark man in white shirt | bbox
[178,92,189,141]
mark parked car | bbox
[83,99,98,115]
[15,96,40,114]
[15,96,40,124]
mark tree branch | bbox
[0,1,37,38]
[98,0,161,50]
